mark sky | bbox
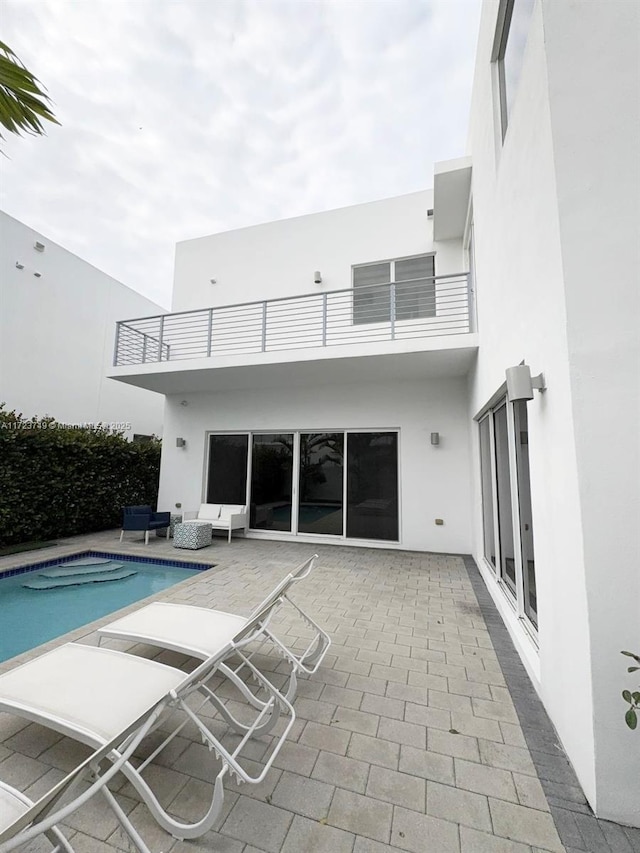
[1,0,482,309]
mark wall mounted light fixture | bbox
[15,261,24,270]
[180,400,189,407]
[33,272,42,278]
[505,364,546,401]
[34,241,45,252]
[314,270,322,284]
[430,432,440,446]
[176,437,186,448]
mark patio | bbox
[0,532,637,853]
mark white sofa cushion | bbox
[197,503,221,520]
[219,504,246,519]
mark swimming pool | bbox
[0,551,210,663]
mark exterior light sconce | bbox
[34,241,45,252]
[180,400,189,407]
[314,270,322,284]
[505,364,546,401]
[34,272,42,278]
[209,278,217,284]
[15,261,24,269]
[176,437,186,448]
[430,432,440,446]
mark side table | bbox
[173,521,213,550]
[157,513,183,539]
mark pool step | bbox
[64,558,114,567]
[39,562,125,578]
[23,568,137,590]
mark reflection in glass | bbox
[298,433,344,535]
[494,405,517,596]
[250,434,294,531]
[207,434,248,505]
[346,432,398,541]
[479,417,497,571]
[514,401,537,626]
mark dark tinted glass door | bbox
[346,432,398,541]
[494,404,517,596]
[206,434,248,504]
[514,401,537,626]
[250,434,294,531]
[298,433,344,535]
[479,416,497,571]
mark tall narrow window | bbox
[207,434,248,504]
[298,433,344,535]
[250,434,294,531]
[493,404,517,597]
[495,0,536,139]
[346,432,398,541]
[479,416,497,571]
[514,401,537,626]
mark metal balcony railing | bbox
[113,272,472,367]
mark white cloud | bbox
[0,0,481,308]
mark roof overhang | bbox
[433,157,473,241]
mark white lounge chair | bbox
[98,555,331,703]
[0,696,166,853]
[0,601,296,843]
[182,503,247,543]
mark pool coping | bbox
[0,549,215,579]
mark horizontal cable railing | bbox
[114,273,471,367]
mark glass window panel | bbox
[298,433,344,535]
[395,255,436,320]
[499,0,535,136]
[250,434,294,531]
[494,405,517,596]
[346,432,398,541]
[353,262,391,325]
[206,434,248,505]
[514,401,537,626]
[479,417,497,571]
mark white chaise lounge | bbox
[98,555,331,703]
[182,503,247,543]
[0,692,170,853]
[0,585,298,844]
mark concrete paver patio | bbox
[1,531,638,853]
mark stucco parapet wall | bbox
[433,156,473,241]
[108,337,479,394]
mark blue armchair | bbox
[120,506,171,544]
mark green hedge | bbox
[0,406,162,546]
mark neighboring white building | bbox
[109,0,639,827]
[0,212,165,438]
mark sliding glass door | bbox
[206,434,249,504]
[298,433,344,535]
[250,434,294,531]
[205,429,399,541]
[346,432,399,541]
[478,398,538,631]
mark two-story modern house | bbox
[109,0,639,829]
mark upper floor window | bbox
[494,0,536,140]
[353,254,435,325]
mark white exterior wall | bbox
[158,377,473,555]
[172,191,463,311]
[467,0,639,824]
[0,212,165,437]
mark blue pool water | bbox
[0,552,206,663]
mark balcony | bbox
[110,273,478,394]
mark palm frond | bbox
[0,40,59,142]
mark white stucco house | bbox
[0,212,165,438]
[108,0,639,828]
